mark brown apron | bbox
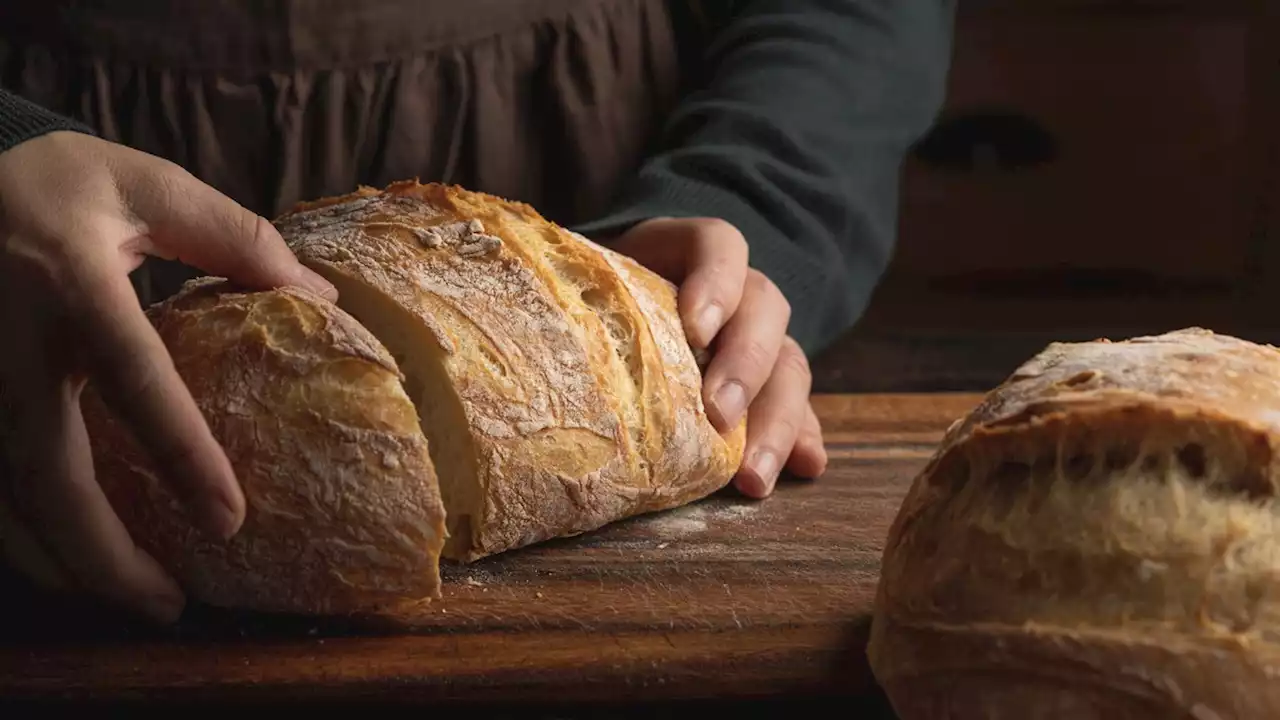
[0,0,684,303]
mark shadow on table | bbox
[1,566,900,718]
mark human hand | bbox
[0,131,337,622]
[606,217,827,498]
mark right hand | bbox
[0,131,337,623]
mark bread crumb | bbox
[458,234,502,257]
[413,226,444,248]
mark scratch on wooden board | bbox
[723,583,743,629]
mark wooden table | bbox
[0,393,983,713]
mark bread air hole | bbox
[478,345,507,378]
[1059,369,1101,389]
[582,286,649,465]
[1176,443,1206,478]
[1063,453,1094,481]
[543,249,646,425]
[1225,468,1272,501]
[1104,439,1269,501]
[986,446,1130,519]
[1105,445,1139,471]
[992,461,1031,486]
[304,264,483,561]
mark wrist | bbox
[0,90,96,158]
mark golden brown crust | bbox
[83,278,447,615]
[276,180,745,561]
[868,328,1280,720]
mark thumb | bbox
[121,163,336,300]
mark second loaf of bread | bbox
[867,328,1280,719]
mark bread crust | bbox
[277,181,745,561]
[868,328,1280,719]
[82,278,447,615]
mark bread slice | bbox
[277,181,746,561]
[867,327,1280,719]
[80,279,447,615]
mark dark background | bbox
[812,0,1280,394]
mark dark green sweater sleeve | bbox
[574,0,956,356]
[0,88,95,153]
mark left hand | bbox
[604,217,827,498]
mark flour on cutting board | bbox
[639,501,760,541]
[455,567,497,587]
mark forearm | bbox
[0,89,94,156]
[577,0,957,355]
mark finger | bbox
[65,253,244,540]
[677,221,749,349]
[0,492,73,592]
[607,218,750,346]
[118,160,336,299]
[5,371,184,622]
[786,402,828,479]
[702,271,791,432]
[734,337,813,498]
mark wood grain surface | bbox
[0,393,983,708]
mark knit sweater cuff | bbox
[573,174,877,356]
[0,90,96,156]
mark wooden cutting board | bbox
[0,393,982,705]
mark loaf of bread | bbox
[867,328,1280,720]
[0,181,745,616]
[276,181,745,561]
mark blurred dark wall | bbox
[813,0,1280,393]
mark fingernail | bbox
[750,450,781,494]
[693,304,724,346]
[711,381,747,428]
[297,267,338,301]
[202,497,243,541]
[147,589,186,624]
